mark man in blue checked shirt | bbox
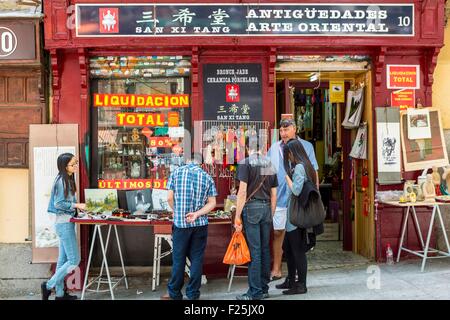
[162,153,218,300]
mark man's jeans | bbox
[46,222,80,297]
[242,200,272,299]
[168,225,208,300]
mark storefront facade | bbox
[0,3,45,243]
[43,0,446,271]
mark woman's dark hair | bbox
[283,139,317,185]
[56,153,77,198]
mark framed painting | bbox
[400,108,449,171]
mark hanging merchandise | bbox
[226,127,235,165]
[363,192,370,217]
[303,89,312,130]
[313,89,323,140]
[237,126,246,162]
[324,93,333,165]
[375,107,402,185]
[342,87,364,129]
[349,123,368,159]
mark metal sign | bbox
[387,64,420,89]
[203,64,262,121]
[0,23,36,60]
[76,3,414,37]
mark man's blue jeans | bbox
[242,199,272,299]
[168,225,208,300]
[46,222,80,297]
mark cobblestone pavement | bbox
[308,241,369,270]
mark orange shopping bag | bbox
[223,231,251,265]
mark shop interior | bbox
[275,55,375,263]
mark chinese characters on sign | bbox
[203,64,262,121]
[76,4,414,37]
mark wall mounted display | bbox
[400,108,449,172]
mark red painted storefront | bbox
[44,0,446,274]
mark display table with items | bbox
[72,210,231,300]
[380,198,450,272]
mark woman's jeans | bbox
[46,222,80,297]
[242,199,272,299]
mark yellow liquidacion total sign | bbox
[330,80,345,103]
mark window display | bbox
[90,56,191,204]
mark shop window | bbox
[90,56,191,204]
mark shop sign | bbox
[387,65,420,89]
[93,93,189,108]
[329,80,345,103]
[391,89,415,110]
[148,137,173,148]
[203,63,262,121]
[98,179,167,189]
[116,113,165,126]
[0,23,36,60]
[76,4,414,37]
[168,112,180,127]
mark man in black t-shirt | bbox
[234,136,278,300]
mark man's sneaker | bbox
[55,292,78,300]
[275,278,292,290]
[41,281,51,300]
[262,292,270,299]
[236,293,252,300]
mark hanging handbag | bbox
[288,169,326,229]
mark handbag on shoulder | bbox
[288,174,326,230]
